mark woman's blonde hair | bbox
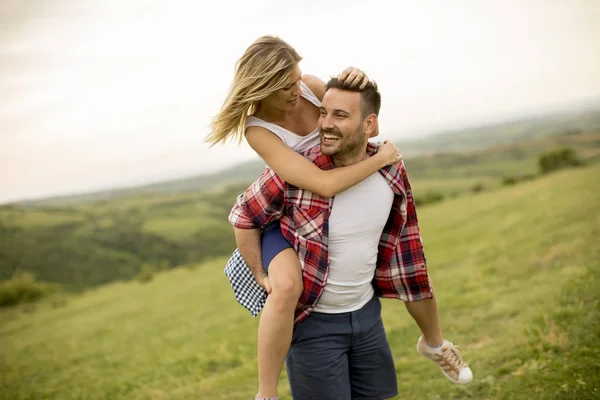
[206,36,302,146]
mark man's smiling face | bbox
[318,88,368,157]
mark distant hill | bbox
[20,106,600,207]
[394,106,600,156]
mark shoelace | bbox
[440,343,465,370]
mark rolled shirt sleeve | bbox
[398,161,427,265]
[229,167,286,229]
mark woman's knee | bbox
[271,275,303,300]
[268,249,303,302]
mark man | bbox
[229,78,472,399]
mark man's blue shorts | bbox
[261,220,292,273]
[285,295,398,399]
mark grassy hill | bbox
[0,184,247,288]
[0,164,598,399]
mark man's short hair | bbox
[324,77,381,118]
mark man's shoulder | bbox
[300,145,338,171]
[367,140,407,193]
[299,145,329,166]
[366,141,378,155]
[299,144,321,159]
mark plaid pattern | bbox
[227,142,433,324]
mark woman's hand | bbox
[337,66,370,89]
[376,140,403,166]
[259,274,272,294]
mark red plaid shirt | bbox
[229,142,433,323]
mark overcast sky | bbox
[1,0,599,203]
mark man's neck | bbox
[332,148,369,168]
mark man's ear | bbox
[369,118,379,138]
[364,114,378,138]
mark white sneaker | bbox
[417,335,473,384]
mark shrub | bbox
[472,183,485,193]
[538,148,584,174]
[136,264,156,283]
[503,173,539,186]
[0,271,59,307]
[503,175,517,186]
[414,191,445,206]
[519,173,537,181]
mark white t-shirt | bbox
[313,171,395,314]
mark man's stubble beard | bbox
[321,126,368,163]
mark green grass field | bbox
[1,165,599,399]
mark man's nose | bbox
[320,114,334,130]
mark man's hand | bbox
[259,274,272,294]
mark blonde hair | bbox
[206,36,302,146]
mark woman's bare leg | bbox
[404,279,443,346]
[404,297,443,346]
[256,248,303,399]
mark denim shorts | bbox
[285,295,398,399]
[261,220,292,273]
